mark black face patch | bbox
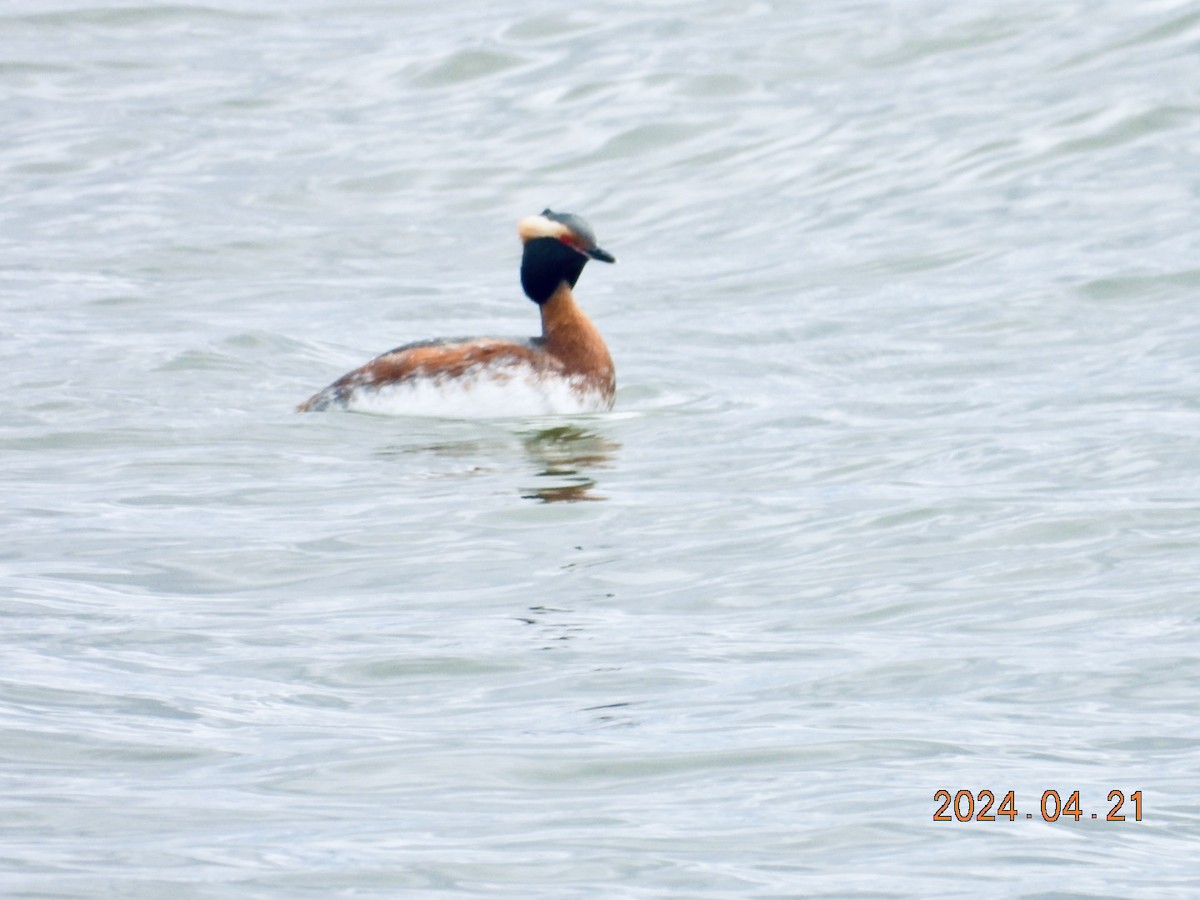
[521,237,590,304]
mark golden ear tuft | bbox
[518,214,572,244]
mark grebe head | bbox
[518,209,615,304]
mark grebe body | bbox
[298,210,615,417]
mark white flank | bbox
[341,367,610,419]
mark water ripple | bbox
[3,0,1200,895]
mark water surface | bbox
[3,1,1199,896]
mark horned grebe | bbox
[297,210,616,417]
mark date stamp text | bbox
[933,789,1143,822]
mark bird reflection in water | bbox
[519,425,619,503]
